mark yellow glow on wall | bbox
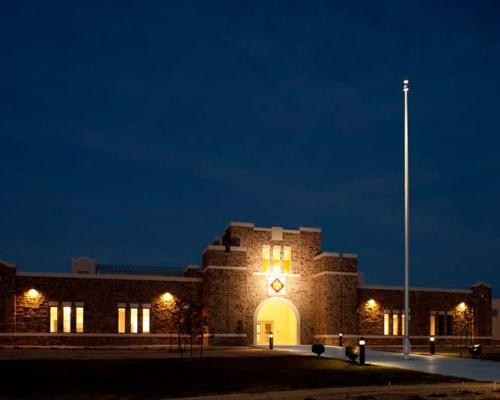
[256,299,297,345]
[162,292,174,303]
[457,302,467,312]
[26,288,40,299]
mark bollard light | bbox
[339,332,343,347]
[269,331,274,350]
[429,336,435,355]
[358,337,366,365]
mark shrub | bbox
[345,346,359,363]
[311,344,325,357]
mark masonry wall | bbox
[203,224,321,345]
[357,284,492,345]
[0,263,16,332]
[312,254,359,344]
[0,270,202,346]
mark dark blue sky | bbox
[1,1,499,295]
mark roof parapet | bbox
[299,226,321,233]
[0,259,16,268]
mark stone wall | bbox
[357,284,492,339]
[0,262,16,332]
[12,274,201,336]
[203,224,321,345]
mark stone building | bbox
[0,222,494,347]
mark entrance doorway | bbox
[254,297,299,345]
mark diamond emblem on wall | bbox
[270,278,285,294]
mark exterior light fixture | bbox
[457,302,467,312]
[161,292,174,303]
[429,336,435,355]
[338,332,343,347]
[358,337,366,365]
[367,299,376,309]
[26,289,40,299]
[269,331,274,350]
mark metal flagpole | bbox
[403,79,410,359]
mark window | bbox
[437,314,445,335]
[118,308,126,333]
[63,306,72,333]
[130,307,138,334]
[401,314,406,336]
[446,314,453,335]
[430,314,436,336]
[283,246,291,274]
[272,246,281,274]
[142,308,150,333]
[262,245,270,272]
[76,306,84,333]
[50,306,58,333]
[384,313,390,335]
[392,313,399,336]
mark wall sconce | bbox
[26,288,40,299]
[457,302,467,312]
[161,292,174,303]
[366,299,377,309]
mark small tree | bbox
[170,298,189,358]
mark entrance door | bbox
[256,320,274,345]
[255,298,299,345]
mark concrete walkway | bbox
[273,345,500,382]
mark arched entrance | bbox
[254,297,299,345]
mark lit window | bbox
[272,245,281,274]
[401,314,405,336]
[63,306,71,333]
[430,314,436,336]
[50,306,58,333]
[393,313,399,336]
[142,308,150,333]
[76,307,84,333]
[118,308,126,333]
[262,245,270,272]
[384,313,390,335]
[283,246,291,274]
[130,307,138,334]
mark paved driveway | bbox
[273,345,500,382]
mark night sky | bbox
[1,1,499,296]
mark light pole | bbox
[403,79,411,359]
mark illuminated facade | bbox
[0,222,494,346]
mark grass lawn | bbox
[0,355,468,399]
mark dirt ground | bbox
[174,383,500,400]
